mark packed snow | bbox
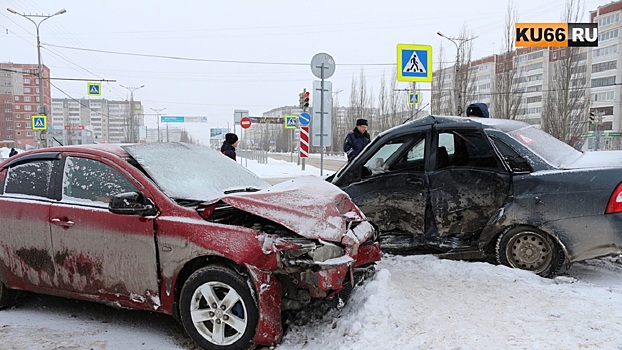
[1,155,622,349]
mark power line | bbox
[45,43,395,66]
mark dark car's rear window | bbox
[507,125,581,168]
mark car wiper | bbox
[223,187,262,195]
[174,198,206,207]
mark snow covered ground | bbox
[1,155,622,349]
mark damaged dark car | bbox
[330,115,622,277]
[0,142,381,350]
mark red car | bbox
[0,143,381,350]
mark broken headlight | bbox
[280,239,345,266]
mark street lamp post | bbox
[437,31,477,116]
[7,7,66,148]
[120,84,144,143]
[150,107,166,142]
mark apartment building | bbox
[429,1,622,149]
[0,63,51,148]
[51,98,144,144]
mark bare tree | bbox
[541,0,589,144]
[377,72,390,131]
[431,43,452,115]
[493,0,523,119]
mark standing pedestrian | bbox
[343,118,371,162]
[8,148,17,157]
[221,133,239,161]
[465,103,490,118]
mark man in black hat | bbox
[466,103,490,118]
[221,133,239,160]
[343,118,371,162]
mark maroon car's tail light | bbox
[605,182,622,214]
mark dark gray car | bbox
[330,115,622,277]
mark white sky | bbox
[0,0,609,144]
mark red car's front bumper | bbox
[246,240,381,346]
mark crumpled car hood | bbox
[203,176,367,243]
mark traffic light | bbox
[589,112,595,125]
[303,91,310,108]
[298,92,304,108]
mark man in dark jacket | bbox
[8,148,17,157]
[343,118,371,162]
[221,133,239,160]
[466,103,490,118]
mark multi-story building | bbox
[431,0,622,149]
[0,63,51,148]
[51,98,144,144]
[588,2,622,149]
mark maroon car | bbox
[0,142,381,350]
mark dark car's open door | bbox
[427,126,510,249]
[334,131,430,251]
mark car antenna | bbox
[52,137,64,146]
[402,102,430,124]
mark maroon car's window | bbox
[62,156,138,205]
[4,160,54,198]
[0,169,5,195]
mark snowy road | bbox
[2,255,622,349]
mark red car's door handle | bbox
[51,218,75,227]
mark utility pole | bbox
[150,107,166,142]
[120,84,144,143]
[7,7,66,148]
[437,31,478,116]
[595,112,603,151]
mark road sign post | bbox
[298,112,311,170]
[311,53,335,177]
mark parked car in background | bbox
[329,115,622,277]
[0,142,381,350]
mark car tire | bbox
[496,226,565,278]
[179,266,258,350]
[0,281,18,310]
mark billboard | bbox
[210,128,229,140]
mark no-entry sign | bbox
[240,117,252,129]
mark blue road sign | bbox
[87,82,101,96]
[285,116,298,129]
[32,115,47,130]
[299,112,311,126]
[408,92,421,105]
[161,116,185,123]
[397,44,432,82]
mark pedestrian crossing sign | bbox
[397,44,432,82]
[87,82,101,96]
[31,115,47,130]
[408,92,421,105]
[285,115,298,129]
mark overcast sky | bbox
[1,0,608,143]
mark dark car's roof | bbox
[380,115,529,137]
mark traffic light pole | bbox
[595,112,603,151]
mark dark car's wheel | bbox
[0,281,18,310]
[496,226,565,278]
[179,266,258,350]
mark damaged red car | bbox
[0,142,380,350]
